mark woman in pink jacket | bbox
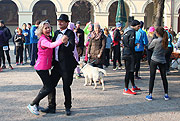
[27,21,68,115]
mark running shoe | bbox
[2,65,6,69]
[164,94,170,101]
[27,104,39,115]
[123,89,136,95]
[146,95,152,101]
[132,86,141,92]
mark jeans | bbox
[24,44,30,63]
[30,43,38,66]
[149,60,168,94]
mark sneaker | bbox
[123,89,136,95]
[21,62,24,65]
[27,104,39,115]
[2,65,6,69]
[113,67,117,71]
[16,63,19,66]
[146,95,152,101]
[9,65,13,70]
[164,94,170,101]
[132,86,141,92]
[135,76,142,80]
[37,105,45,111]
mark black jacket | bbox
[76,28,84,48]
[52,29,78,72]
[0,26,12,46]
[122,27,136,59]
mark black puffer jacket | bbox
[122,27,136,59]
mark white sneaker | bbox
[27,104,39,115]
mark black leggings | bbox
[31,70,54,106]
[149,60,168,94]
[124,58,135,89]
[2,49,11,65]
[0,47,3,67]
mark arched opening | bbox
[71,1,94,26]
[108,1,129,27]
[32,0,57,25]
[0,0,18,26]
[178,8,180,32]
[144,2,154,29]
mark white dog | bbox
[80,63,107,91]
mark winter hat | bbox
[0,20,4,24]
[148,27,155,33]
[140,21,144,28]
[116,22,122,28]
[164,26,169,30]
[131,20,140,26]
[76,21,81,25]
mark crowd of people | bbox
[0,13,179,116]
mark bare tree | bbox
[152,0,165,28]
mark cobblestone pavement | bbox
[0,43,180,121]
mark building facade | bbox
[0,0,180,33]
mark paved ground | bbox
[0,43,180,121]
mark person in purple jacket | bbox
[27,21,68,115]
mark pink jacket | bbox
[34,34,63,70]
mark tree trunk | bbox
[152,0,165,28]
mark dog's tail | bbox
[98,68,107,76]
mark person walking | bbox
[0,20,13,70]
[134,21,148,79]
[122,20,141,95]
[22,23,30,64]
[146,26,169,101]
[27,21,67,115]
[112,22,123,70]
[104,28,112,68]
[41,14,78,116]
[87,23,106,69]
[30,20,41,66]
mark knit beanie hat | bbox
[116,22,122,28]
[0,20,4,24]
[131,20,140,26]
[149,27,155,33]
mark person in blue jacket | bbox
[30,20,41,66]
[164,26,173,74]
[22,23,30,64]
[134,21,148,79]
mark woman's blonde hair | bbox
[36,21,50,38]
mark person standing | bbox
[146,26,169,101]
[122,20,141,95]
[14,28,25,65]
[87,23,106,69]
[27,23,31,30]
[0,20,13,70]
[104,28,112,68]
[75,21,84,58]
[22,23,30,64]
[134,21,148,79]
[30,20,41,66]
[27,21,67,115]
[112,22,123,70]
[41,14,78,116]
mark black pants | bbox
[31,70,54,106]
[24,44,30,63]
[135,51,143,77]
[0,46,3,67]
[16,46,23,63]
[113,45,122,68]
[48,61,74,109]
[124,56,135,88]
[30,43,38,66]
[147,49,153,66]
[149,60,168,94]
[104,48,110,67]
[165,47,173,71]
[2,49,11,65]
